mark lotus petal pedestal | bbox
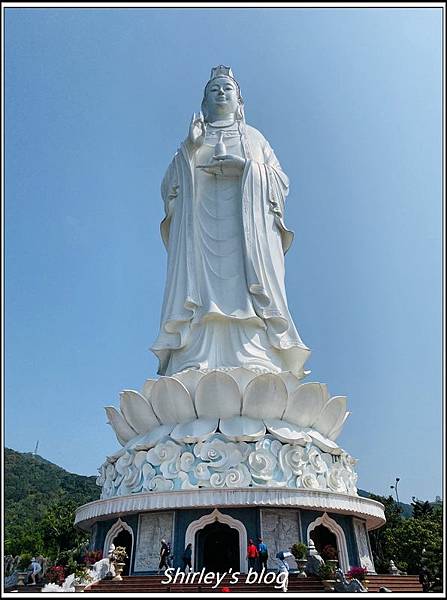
[76,369,384,576]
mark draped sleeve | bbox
[152,142,201,374]
[160,152,180,248]
[262,138,294,254]
[240,126,310,374]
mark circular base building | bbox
[75,369,385,576]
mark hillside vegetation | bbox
[5,448,100,557]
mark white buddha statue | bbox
[151,66,310,378]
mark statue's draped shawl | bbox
[152,124,310,377]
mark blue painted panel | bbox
[88,523,98,551]
[93,519,115,552]
[330,514,358,567]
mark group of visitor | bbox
[157,538,269,574]
[247,538,269,572]
[159,539,192,573]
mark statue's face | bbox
[205,77,239,116]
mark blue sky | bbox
[5,7,443,504]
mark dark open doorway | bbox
[310,524,338,560]
[112,529,133,576]
[196,522,239,573]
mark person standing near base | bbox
[158,539,171,574]
[276,552,290,593]
[258,538,269,571]
[247,539,259,572]
[29,558,42,585]
[182,543,192,573]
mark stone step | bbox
[9,585,44,593]
[85,573,423,594]
[85,575,324,593]
[86,585,326,593]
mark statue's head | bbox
[201,65,244,122]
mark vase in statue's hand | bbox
[187,111,205,149]
[196,154,246,177]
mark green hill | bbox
[4,448,100,556]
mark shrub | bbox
[18,553,32,570]
[46,565,66,585]
[73,564,93,584]
[83,550,103,565]
[346,566,368,581]
[290,543,307,560]
[318,562,337,580]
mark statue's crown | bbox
[209,65,234,80]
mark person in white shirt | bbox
[275,551,292,593]
[29,558,42,585]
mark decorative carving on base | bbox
[353,518,376,573]
[97,433,358,499]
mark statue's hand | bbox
[188,112,205,149]
[213,154,246,175]
[196,154,246,177]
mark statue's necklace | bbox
[205,120,238,142]
[207,119,236,129]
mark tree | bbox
[39,494,89,561]
[382,513,442,575]
[411,498,433,519]
[4,520,44,557]
[368,493,402,573]
[368,493,443,583]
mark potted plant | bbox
[73,564,93,592]
[290,543,308,577]
[16,571,28,587]
[321,544,338,571]
[110,546,128,581]
[318,562,337,591]
[16,554,33,587]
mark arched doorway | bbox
[103,518,135,576]
[310,524,338,559]
[307,512,350,572]
[196,522,239,573]
[184,509,248,572]
[112,529,132,576]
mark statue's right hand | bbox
[188,112,205,148]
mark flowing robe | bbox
[151,123,310,377]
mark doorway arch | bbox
[103,518,134,576]
[185,509,248,572]
[307,512,350,572]
[197,521,239,572]
[310,524,338,556]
